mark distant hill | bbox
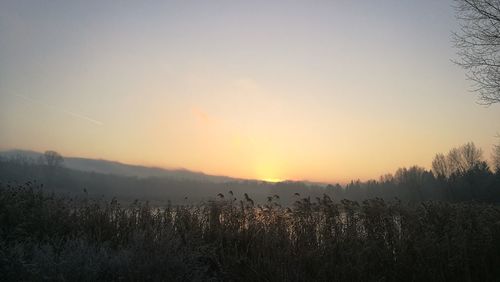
[0,151,335,205]
[0,149,237,183]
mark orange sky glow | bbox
[1,1,499,184]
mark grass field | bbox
[2,182,500,281]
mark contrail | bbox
[62,109,103,126]
[15,94,104,126]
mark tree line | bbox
[1,142,499,205]
[320,142,500,203]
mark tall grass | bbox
[1,182,500,281]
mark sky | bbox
[1,0,499,183]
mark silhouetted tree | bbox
[43,150,64,168]
[432,153,450,178]
[493,138,500,173]
[453,0,500,104]
[433,142,483,178]
[394,166,432,202]
[449,142,483,174]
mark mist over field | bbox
[1,0,500,281]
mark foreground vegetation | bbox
[2,183,500,281]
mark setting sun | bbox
[0,0,499,184]
[261,178,283,183]
[2,1,500,280]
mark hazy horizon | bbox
[1,0,500,183]
[0,145,494,185]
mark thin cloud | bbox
[191,107,215,126]
[15,94,103,126]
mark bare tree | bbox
[493,138,500,172]
[453,0,500,105]
[451,142,483,172]
[432,142,484,177]
[43,150,64,168]
[432,153,450,178]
